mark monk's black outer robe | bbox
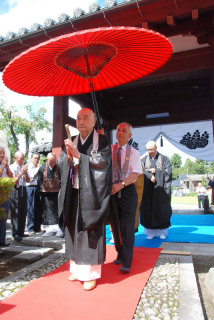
[57,129,112,265]
[140,152,172,230]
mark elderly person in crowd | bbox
[37,152,62,237]
[0,147,13,246]
[26,152,41,234]
[10,151,30,241]
[196,182,206,209]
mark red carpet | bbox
[0,245,161,320]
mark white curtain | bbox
[113,120,214,161]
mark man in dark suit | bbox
[111,122,143,273]
[9,151,30,241]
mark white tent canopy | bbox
[113,120,214,161]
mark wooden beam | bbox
[153,47,212,76]
[160,250,191,256]
[158,15,211,38]
[167,15,176,26]
[141,21,156,32]
[52,96,69,149]
[141,22,154,30]
[142,21,149,29]
[192,9,199,21]
[109,96,212,129]
[197,35,209,45]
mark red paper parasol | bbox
[3,26,172,128]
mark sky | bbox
[0,0,196,163]
[0,0,100,37]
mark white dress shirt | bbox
[26,162,40,186]
[9,162,29,187]
[112,143,143,179]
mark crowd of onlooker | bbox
[0,147,63,247]
[196,179,214,210]
[1,141,213,249]
[0,110,178,290]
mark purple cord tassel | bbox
[70,162,74,185]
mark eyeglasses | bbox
[147,148,156,151]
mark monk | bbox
[140,140,172,239]
[58,108,112,291]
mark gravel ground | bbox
[0,243,213,320]
[0,250,180,320]
[0,255,68,299]
[1,205,213,319]
[133,256,180,320]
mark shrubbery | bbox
[185,192,197,197]
[0,177,15,220]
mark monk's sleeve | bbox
[163,156,172,194]
[78,136,112,230]
[142,157,153,180]
[163,156,172,182]
[37,166,44,191]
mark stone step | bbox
[1,245,54,262]
[209,205,214,213]
[21,235,64,250]
[160,242,214,257]
[205,267,214,298]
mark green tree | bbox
[172,167,180,180]
[180,158,196,174]
[207,161,214,174]
[170,153,182,169]
[0,98,52,159]
[194,159,206,174]
[201,176,207,187]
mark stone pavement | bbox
[1,204,214,320]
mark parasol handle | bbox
[65,124,73,165]
[65,124,71,140]
[89,82,102,130]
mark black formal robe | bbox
[208,180,214,203]
[37,164,59,225]
[57,129,112,265]
[140,152,172,229]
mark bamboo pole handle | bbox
[65,124,71,140]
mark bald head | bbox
[78,108,95,118]
[47,152,56,168]
[76,108,96,139]
[146,141,156,149]
[146,141,157,157]
[14,151,25,165]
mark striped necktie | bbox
[117,147,122,180]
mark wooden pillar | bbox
[211,13,214,145]
[211,12,214,204]
[52,96,69,158]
